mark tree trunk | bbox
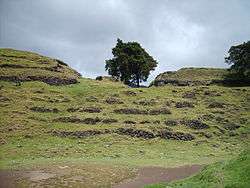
[136,74,140,87]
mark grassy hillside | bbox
[0,49,249,187]
[0,48,81,85]
[145,149,250,188]
[151,68,228,86]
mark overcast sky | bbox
[1,0,250,82]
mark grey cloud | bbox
[1,0,250,82]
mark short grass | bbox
[0,78,249,170]
[145,149,250,188]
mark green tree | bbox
[225,41,250,79]
[105,39,157,87]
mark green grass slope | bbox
[0,48,81,85]
[145,149,250,188]
[0,49,249,187]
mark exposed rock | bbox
[208,102,225,108]
[124,120,136,124]
[95,76,118,82]
[54,116,82,123]
[114,108,148,115]
[175,101,194,108]
[133,99,157,106]
[30,106,59,113]
[140,120,151,124]
[105,97,123,104]
[67,106,102,113]
[54,116,101,124]
[0,76,78,85]
[165,120,179,126]
[79,107,102,113]
[157,130,195,141]
[82,117,101,124]
[181,120,209,129]
[115,128,156,139]
[102,118,118,124]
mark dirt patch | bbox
[114,165,204,188]
[30,106,59,113]
[0,164,134,188]
[106,97,124,104]
[181,120,209,129]
[115,128,156,139]
[175,101,194,108]
[157,130,195,141]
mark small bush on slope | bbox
[145,149,250,188]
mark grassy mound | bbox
[0,48,81,85]
[151,68,228,86]
[145,150,250,188]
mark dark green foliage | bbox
[105,39,157,87]
[225,41,250,79]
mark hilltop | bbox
[151,67,229,86]
[0,48,81,85]
[0,49,249,187]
